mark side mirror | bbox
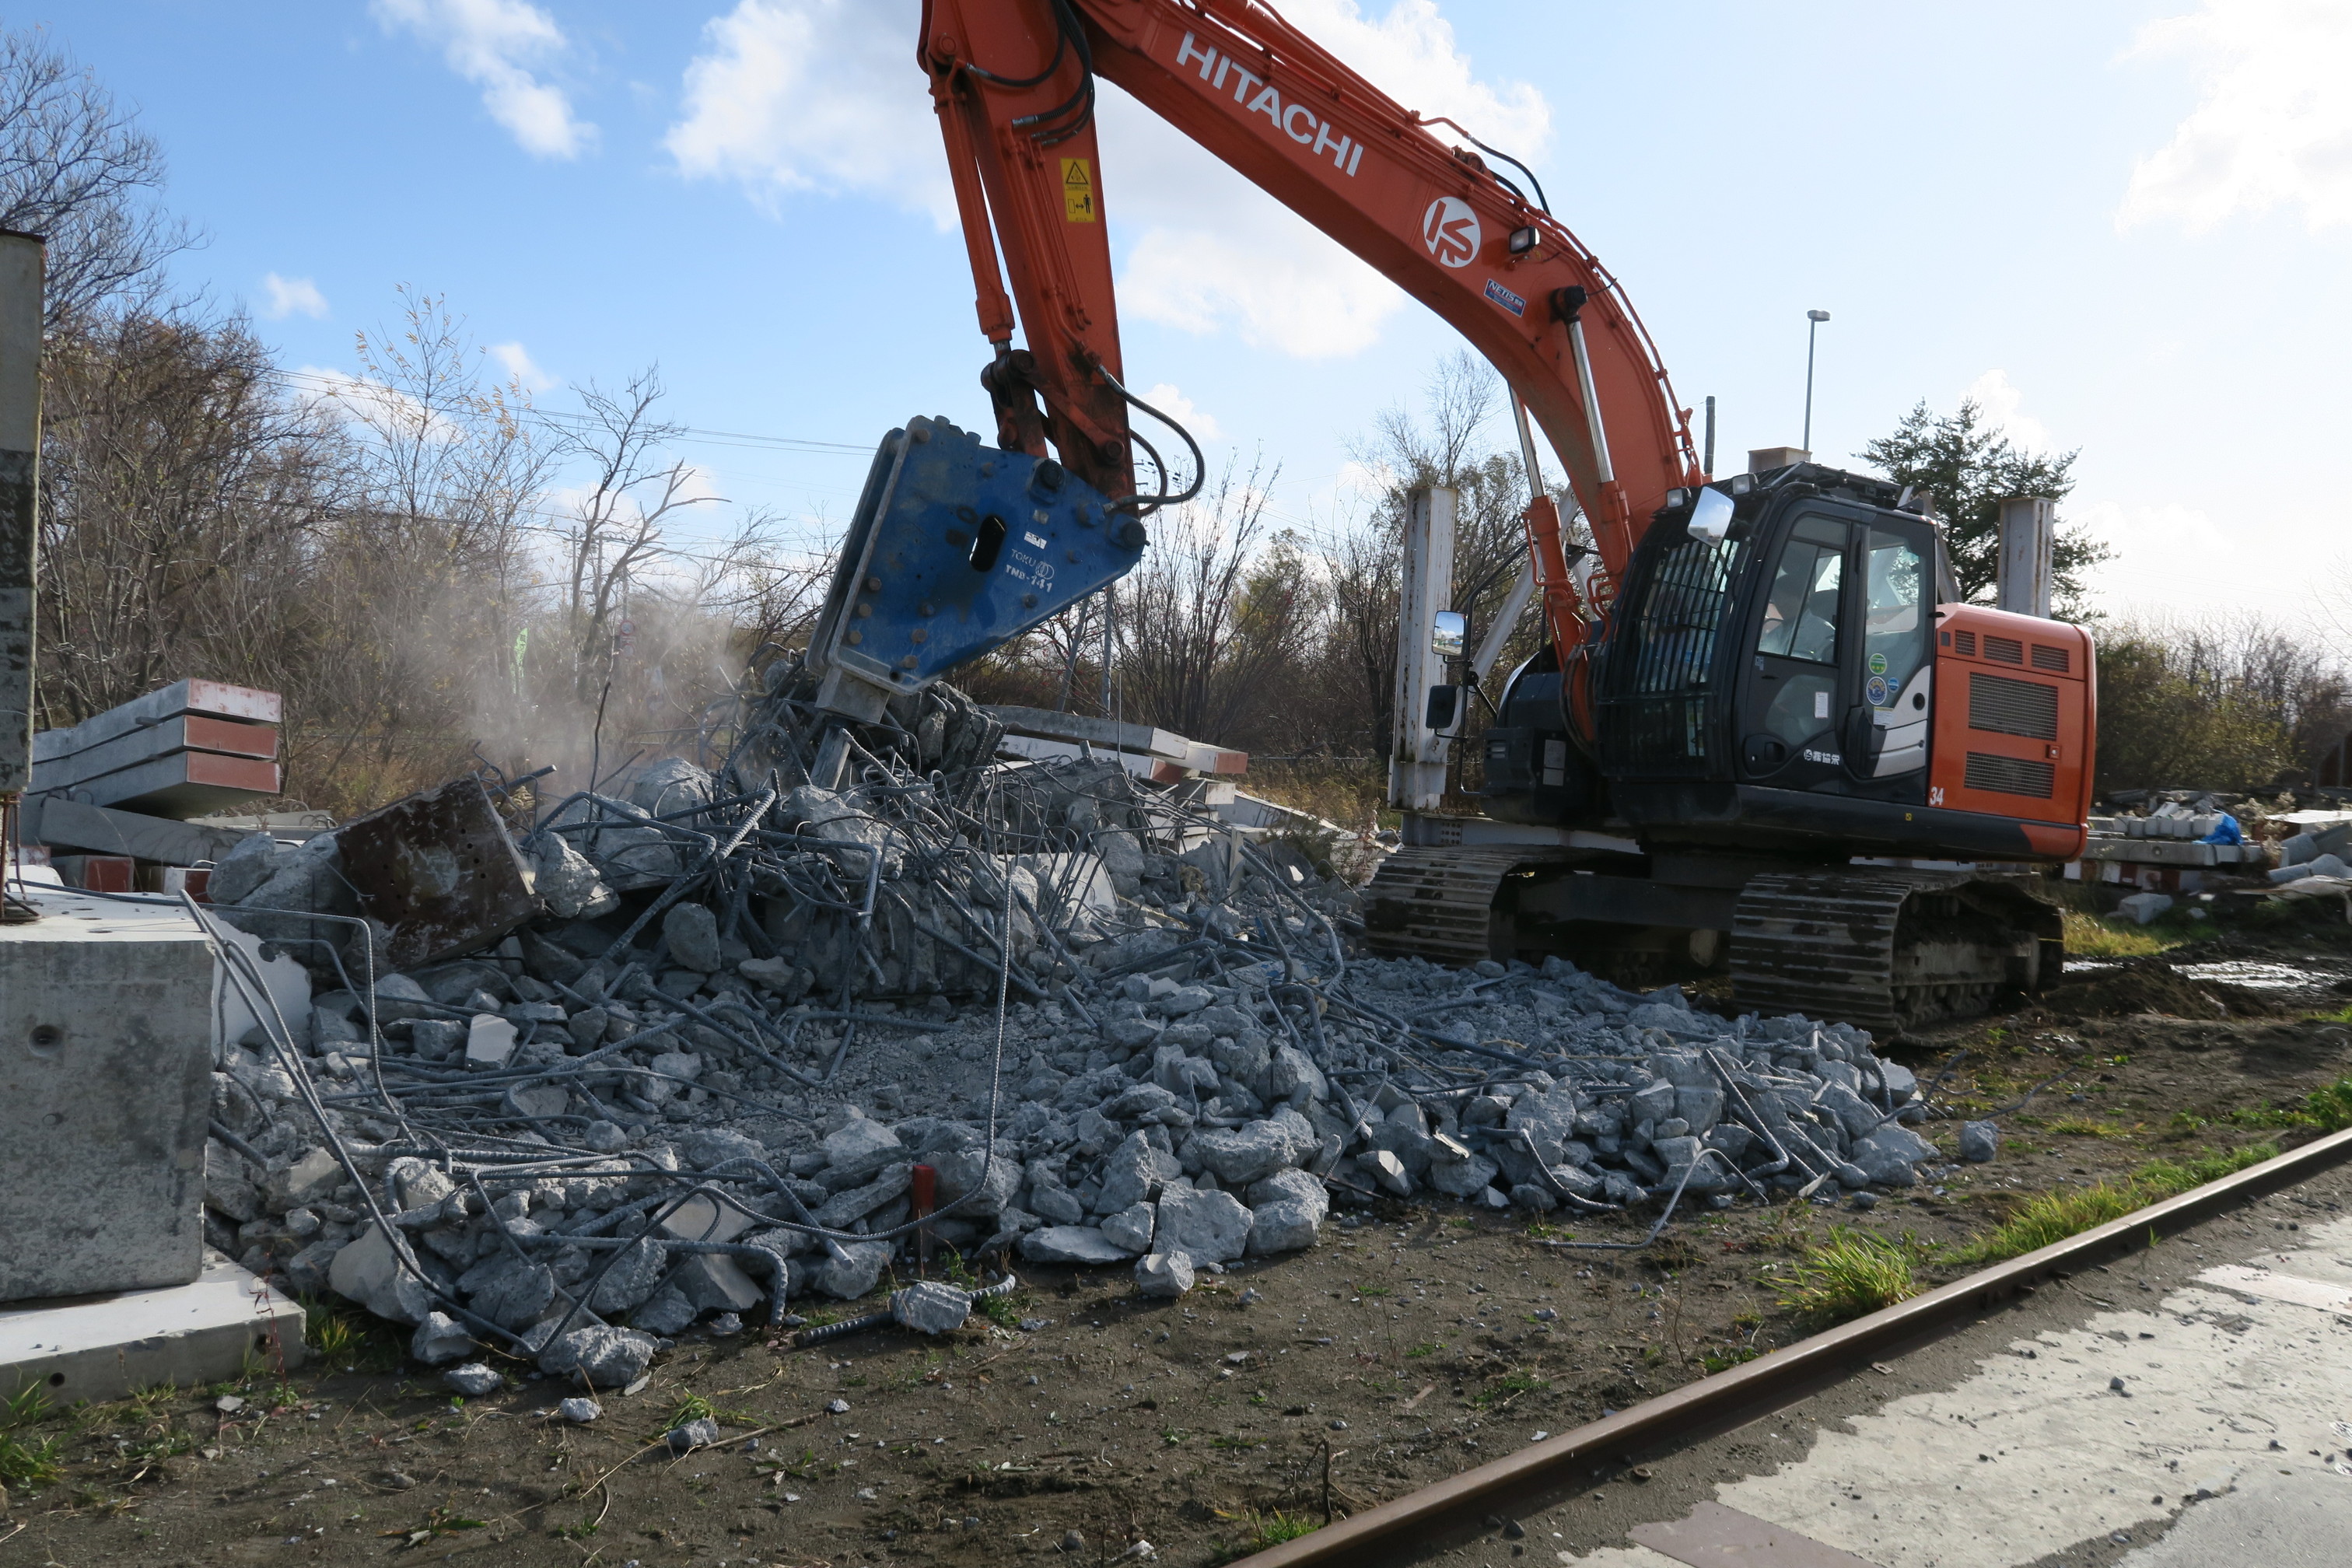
[1432,609,1466,658]
[1425,684,1461,731]
[1687,486,1735,544]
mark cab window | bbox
[1755,516,1844,664]
[1862,527,1926,705]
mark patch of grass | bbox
[0,1430,64,1489]
[2304,1076,2352,1132]
[1251,1512,1320,1549]
[979,1291,1021,1330]
[1,1384,65,1491]
[1470,1370,1549,1409]
[2061,909,2175,959]
[1776,1228,1920,1325]
[301,1300,405,1374]
[1951,1183,2147,1265]
[1952,1144,2280,1264]
[2137,1144,2277,1198]
[1405,1342,1443,1358]
[2048,1117,2128,1139]
[1699,1346,1762,1374]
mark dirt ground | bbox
[9,898,2352,1568]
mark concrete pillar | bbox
[1388,485,1455,812]
[1997,496,2056,619]
[0,231,41,803]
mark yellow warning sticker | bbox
[1061,157,1096,222]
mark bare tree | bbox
[1111,456,1312,744]
[0,29,193,324]
[556,369,722,700]
[38,306,349,728]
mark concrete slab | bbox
[30,677,280,762]
[32,712,278,793]
[0,888,215,1300]
[23,796,250,866]
[40,747,281,815]
[0,1252,304,1404]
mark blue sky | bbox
[38,0,2352,624]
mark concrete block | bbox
[465,1013,517,1068]
[0,890,215,1301]
[0,1253,303,1405]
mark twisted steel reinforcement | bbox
[1234,1122,2352,1568]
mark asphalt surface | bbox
[1413,1160,2352,1568]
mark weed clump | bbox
[1953,1143,2279,1264]
[1776,1228,1920,1325]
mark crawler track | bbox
[1363,850,2062,1034]
[1359,847,1568,967]
[1730,867,2062,1034]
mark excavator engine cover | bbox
[807,416,1145,721]
[1480,657,1601,824]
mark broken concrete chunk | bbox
[812,1240,894,1300]
[1851,1122,1937,1187]
[465,1013,517,1069]
[821,1115,905,1186]
[587,1237,670,1315]
[1100,1201,1156,1255]
[1190,1111,1317,1186]
[539,1325,658,1388]
[1094,1130,1179,1214]
[891,1280,973,1335]
[532,832,618,921]
[1019,1225,1136,1265]
[410,1312,476,1366]
[1135,1249,1195,1298]
[443,1363,502,1397]
[1152,1185,1251,1265]
[1958,1120,2000,1163]
[1365,1149,1412,1197]
[663,902,723,973]
[632,1286,698,1336]
[327,1223,436,1325]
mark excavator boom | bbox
[799,0,2095,1034]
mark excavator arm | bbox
[919,0,1706,670]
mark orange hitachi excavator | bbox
[803,0,2093,1034]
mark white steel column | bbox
[1996,496,2055,619]
[1389,485,1456,811]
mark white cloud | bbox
[1962,369,2051,451]
[373,0,594,159]
[2118,0,2352,233]
[665,0,951,219]
[488,340,556,391]
[663,0,1548,359]
[1138,383,1220,442]
[259,273,328,320]
[2070,497,2236,615]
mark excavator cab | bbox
[1590,462,2091,863]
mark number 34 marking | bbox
[1929,786,1946,807]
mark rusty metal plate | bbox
[338,775,537,971]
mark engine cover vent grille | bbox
[1969,671,2059,740]
[1965,751,2056,798]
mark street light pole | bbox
[1802,308,1830,454]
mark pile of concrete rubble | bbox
[198,668,1965,1388]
